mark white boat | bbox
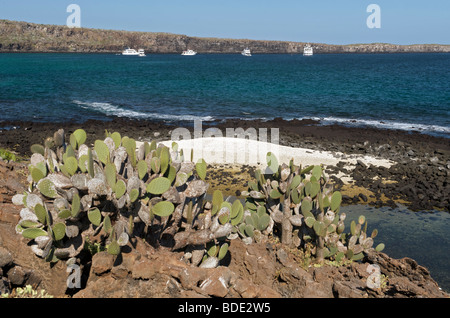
[242,48,251,56]
[122,48,140,56]
[181,49,197,56]
[138,49,146,57]
[303,44,313,56]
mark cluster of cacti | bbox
[13,128,385,269]
[240,152,385,263]
[13,128,217,265]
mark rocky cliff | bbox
[1,20,449,54]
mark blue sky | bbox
[1,0,449,44]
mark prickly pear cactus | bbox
[12,128,219,266]
[240,153,384,263]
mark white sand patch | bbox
[137,137,393,171]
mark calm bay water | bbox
[343,205,450,293]
[0,53,449,137]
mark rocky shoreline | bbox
[0,118,449,298]
[1,117,448,212]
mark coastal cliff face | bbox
[1,20,449,54]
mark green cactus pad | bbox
[87,148,94,178]
[175,172,188,187]
[231,208,244,226]
[123,138,137,167]
[78,155,88,173]
[218,208,230,225]
[107,239,121,256]
[212,190,224,215]
[129,188,139,203]
[305,216,316,228]
[358,215,366,225]
[257,213,270,231]
[289,175,301,192]
[301,198,313,217]
[37,179,57,198]
[311,165,322,180]
[114,179,126,199]
[94,140,110,164]
[269,188,282,199]
[71,193,80,218]
[152,201,175,217]
[137,160,148,180]
[22,228,48,239]
[207,243,218,257]
[73,129,87,147]
[159,146,170,175]
[231,200,243,219]
[69,133,77,150]
[64,157,79,176]
[375,243,385,252]
[266,152,279,174]
[244,224,255,238]
[330,191,342,211]
[150,157,160,174]
[147,177,171,195]
[58,209,71,219]
[110,132,121,149]
[103,215,112,234]
[88,208,102,226]
[350,220,356,236]
[34,203,47,224]
[52,223,66,241]
[30,144,45,156]
[31,166,45,183]
[166,165,177,183]
[291,189,301,204]
[218,243,229,261]
[300,165,314,175]
[195,158,207,180]
[104,163,117,189]
[19,219,41,228]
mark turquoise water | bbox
[0,53,449,137]
[342,205,450,293]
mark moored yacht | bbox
[242,48,251,56]
[122,48,140,56]
[303,44,313,56]
[181,49,197,56]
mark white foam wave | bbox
[302,116,450,135]
[73,100,214,122]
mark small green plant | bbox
[84,238,105,256]
[0,148,17,162]
[1,285,53,298]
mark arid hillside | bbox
[1,20,449,54]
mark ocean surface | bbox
[0,53,449,137]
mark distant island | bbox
[1,19,449,54]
